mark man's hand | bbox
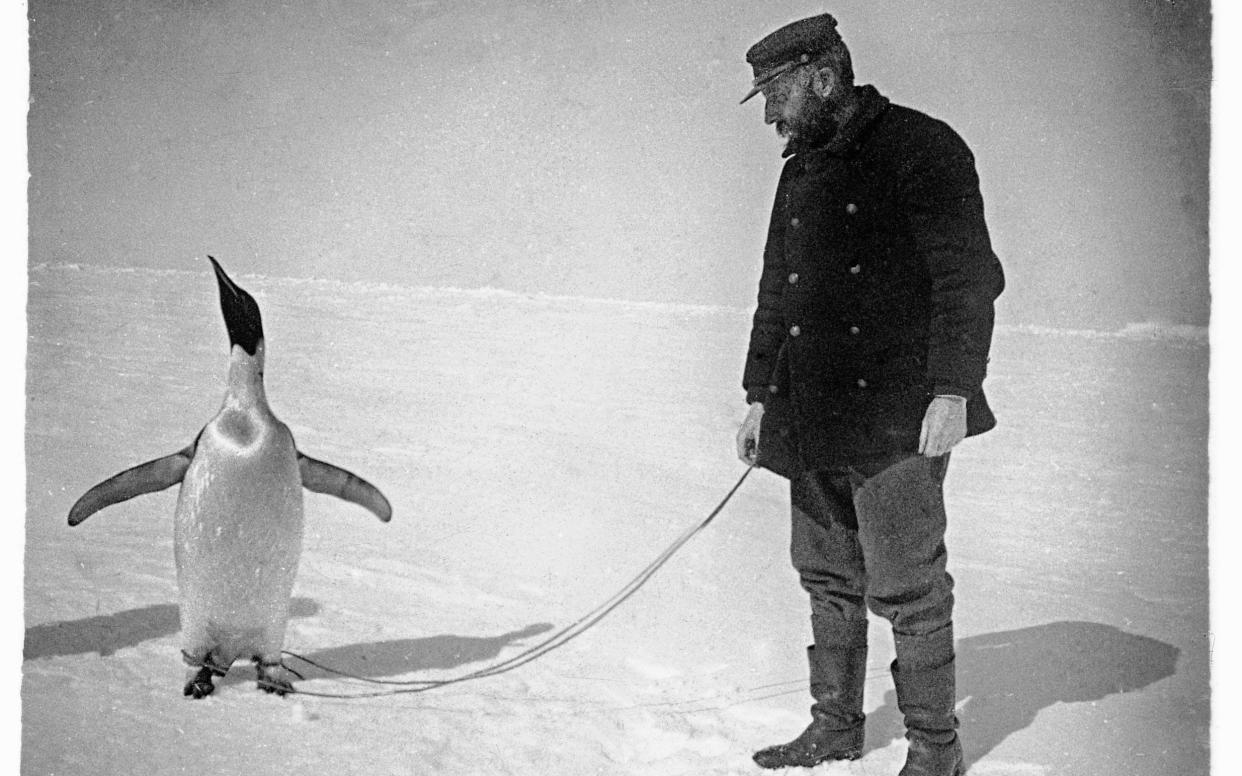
[737,402,765,465]
[919,395,967,457]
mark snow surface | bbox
[24,264,1209,775]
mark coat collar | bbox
[783,85,890,159]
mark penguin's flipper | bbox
[67,444,197,526]
[297,453,393,522]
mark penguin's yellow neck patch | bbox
[217,410,258,446]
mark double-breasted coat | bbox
[744,86,1005,477]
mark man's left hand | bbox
[919,395,967,457]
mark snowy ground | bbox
[23,263,1209,775]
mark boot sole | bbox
[753,748,862,769]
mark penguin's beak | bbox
[208,256,265,356]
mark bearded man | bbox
[735,14,1005,776]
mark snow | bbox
[23,263,1209,775]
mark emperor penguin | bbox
[68,257,392,699]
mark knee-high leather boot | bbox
[753,620,867,769]
[892,627,963,776]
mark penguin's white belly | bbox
[173,416,303,651]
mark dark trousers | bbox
[790,452,956,664]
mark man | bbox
[735,14,1004,776]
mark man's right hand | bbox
[736,402,765,465]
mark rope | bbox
[269,465,757,699]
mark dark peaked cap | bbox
[740,14,842,104]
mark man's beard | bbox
[778,92,840,156]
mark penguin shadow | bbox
[219,622,556,686]
[862,620,1180,768]
[23,597,322,660]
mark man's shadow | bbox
[863,621,1179,768]
[23,597,322,659]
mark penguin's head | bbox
[208,256,264,357]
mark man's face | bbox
[762,68,811,138]
[761,66,836,150]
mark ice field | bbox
[22,263,1209,775]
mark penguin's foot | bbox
[183,666,216,699]
[256,662,297,696]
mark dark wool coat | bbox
[744,86,1004,477]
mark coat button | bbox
[790,217,800,228]
[849,264,861,274]
[788,272,799,284]
[846,203,858,215]
[849,325,860,335]
[789,325,801,337]
[856,378,868,388]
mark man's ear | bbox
[811,65,836,98]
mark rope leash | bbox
[264,465,758,699]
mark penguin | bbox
[67,256,392,699]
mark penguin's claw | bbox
[183,667,216,699]
[259,679,293,696]
[256,664,296,696]
[185,680,214,699]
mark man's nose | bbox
[764,98,779,124]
